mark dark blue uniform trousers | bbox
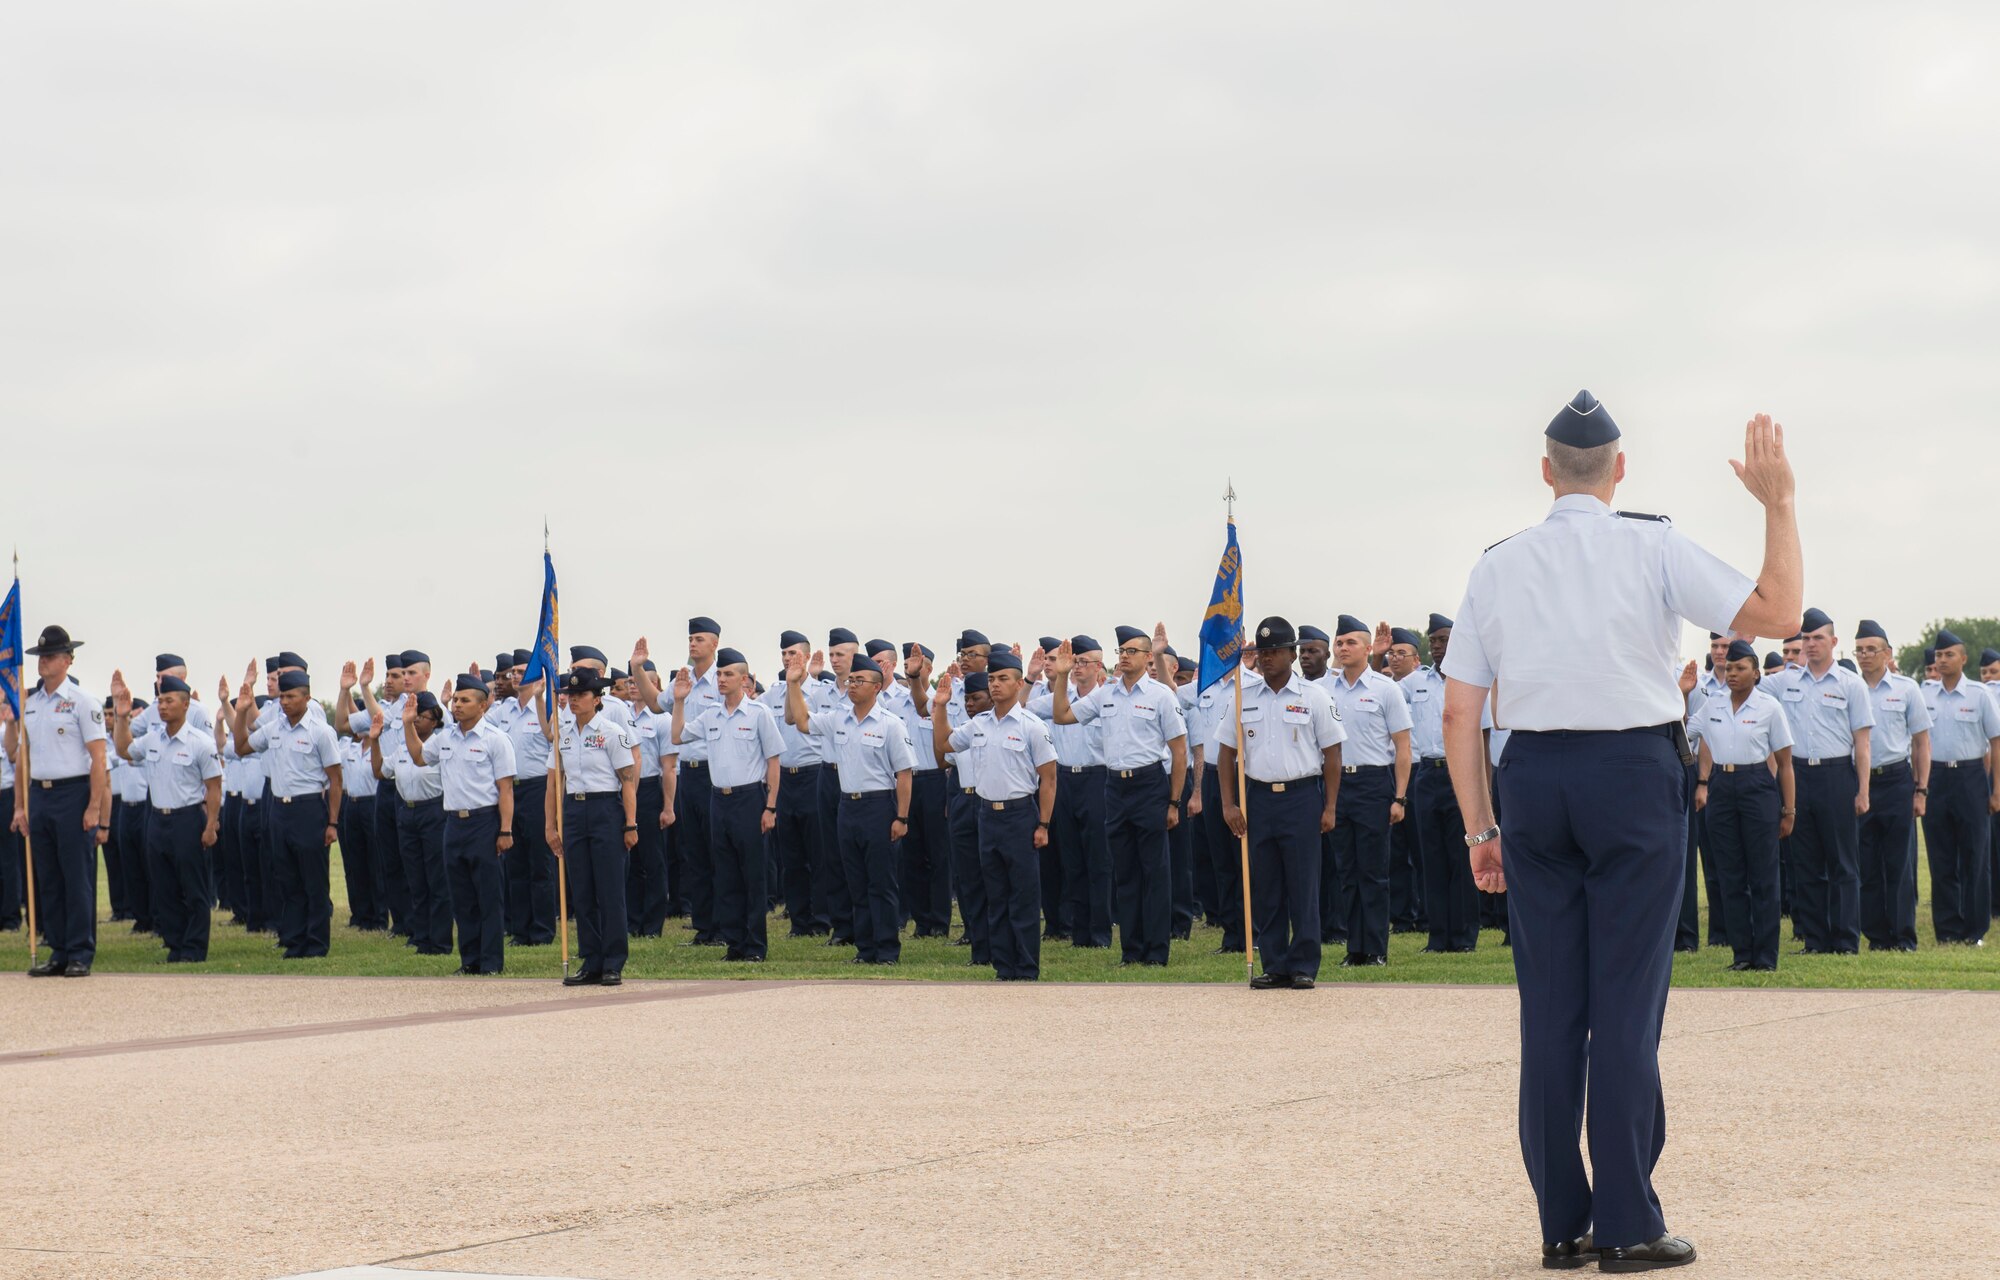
[1331,766,1395,959]
[260,780,284,937]
[1791,759,1861,953]
[946,777,988,963]
[562,791,628,976]
[505,777,556,945]
[1247,778,1322,980]
[237,795,268,931]
[397,797,452,953]
[339,793,381,929]
[146,806,211,961]
[899,769,952,935]
[1922,762,1992,944]
[1856,761,1916,950]
[1416,759,1477,951]
[1107,768,1172,965]
[1040,791,1068,940]
[1170,767,1198,936]
[978,796,1040,980]
[1202,765,1247,951]
[444,806,505,973]
[1317,827,1346,946]
[815,764,855,941]
[375,787,411,937]
[1053,765,1109,947]
[627,774,669,935]
[101,799,128,919]
[839,788,901,963]
[1704,765,1782,969]
[1389,789,1424,930]
[1674,763,1727,949]
[773,764,826,934]
[28,777,95,966]
[0,785,22,929]
[676,760,719,942]
[1497,727,1682,1250]
[217,792,245,918]
[711,783,770,961]
[122,799,157,932]
[271,793,333,958]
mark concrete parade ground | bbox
[3,975,1997,1280]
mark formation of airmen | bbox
[3,614,1996,984]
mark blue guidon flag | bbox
[0,571,21,719]
[1196,519,1243,693]
[521,551,560,688]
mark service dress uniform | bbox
[889,656,953,938]
[1444,394,1758,1255]
[338,730,382,930]
[946,695,1056,980]
[1766,632,1874,954]
[112,730,154,932]
[662,657,724,942]
[231,715,271,931]
[763,653,829,936]
[1236,658,1344,982]
[682,686,784,962]
[1678,665,1730,951]
[805,697,915,963]
[807,649,859,942]
[626,695,673,936]
[1319,649,1411,964]
[246,696,342,959]
[493,682,557,945]
[423,708,517,973]
[1921,668,2000,944]
[1026,659,1111,948]
[0,732,23,932]
[1858,644,1930,951]
[1065,664,1187,966]
[940,673,989,961]
[1194,673,1248,950]
[1404,659,1477,951]
[127,715,223,962]
[1696,680,1792,969]
[380,718,452,956]
[21,667,109,972]
[559,693,640,980]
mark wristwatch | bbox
[1915,787,1929,796]
[1392,795,1408,807]
[1463,824,1499,848]
[1780,808,1796,816]
[1036,820,1050,829]
[1696,778,1710,786]
[499,830,512,837]
[895,813,909,823]
[764,805,777,814]
[623,824,638,832]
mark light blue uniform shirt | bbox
[1317,667,1411,767]
[947,704,1057,801]
[489,696,553,781]
[1026,683,1108,768]
[762,679,825,768]
[1685,670,1728,745]
[881,681,940,771]
[1922,678,2000,763]
[1066,675,1186,771]
[226,734,265,796]
[340,737,378,799]
[630,704,672,779]
[1237,672,1345,782]
[1769,664,1875,761]
[113,750,149,804]
[247,713,340,798]
[805,701,915,793]
[1445,495,1755,731]
[423,716,518,809]
[126,720,223,809]
[558,712,639,793]
[1399,666,1447,759]
[682,698,784,788]
[1864,671,1931,766]
[381,737,443,803]
[662,664,723,764]
[134,696,213,739]
[20,679,106,780]
[1698,686,1795,767]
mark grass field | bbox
[30,841,2000,989]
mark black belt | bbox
[448,804,498,819]
[715,782,764,796]
[1419,758,1449,769]
[1707,763,1766,774]
[960,786,977,796]
[1109,767,1159,780]
[279,795,324,805]
[1341,763,1390,774]
[35,776,88,790]
[1870,760,1911,778]
[1247,776,1318,793]
[679,759,707,771]
[845,788,894,801]
[912,767,944,778]
[1937,759,1984,769]
[514,775,548,788]
[122,798,149,807]
[1515,722,1680,739]
[1799,756,1852,768]
[1065,764,1105,775]
[404,796,442,809]
[567,789,621,800]
[983,795,1036,811]
[226,791,242,798]
[784,764,822,775]
[152,805,197,816]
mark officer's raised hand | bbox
[1026,644,1047,683]
[1372,622,1392,658]
[1153,622,1170,650]
[808,649,824,679]
[671,667,693,701]
[109,669,132,719]
[631,636,649,671]
[1730,413,1795,508]
[400,694,417,728]
[784,649,807,683]
[368,711,385,741]
[236,662,258,710]
[359,657,374,687]
[339,662,358,695]
[218,676,233,707]
[1050,639,1074,679]
[1677,660,1697,697]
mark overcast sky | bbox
[5,2,1995,695]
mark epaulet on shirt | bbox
[1483,528,1527,553]
[1615,510,1672,525]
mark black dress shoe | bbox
[600,973,622,986]
[27,959,63,977]
[62,962,91,977]
[952,934,974,946]
[1249,972,1292,989]
[1747,962,1777,971]
[1289,976,1315,989]
[1726,961,1749,971]
[458,965,479,975]
[562,970,603,986]
[1540,1233,1596,1269]
[1598,1234,1695,1272]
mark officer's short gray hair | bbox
[1545,439,1620,488]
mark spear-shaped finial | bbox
[543,517,549,553]
[1223,479,1236,522]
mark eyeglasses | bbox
[1115,646,1148,656]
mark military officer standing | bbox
[372,686,452,956]
[1768,608,1874,955]
[1218,618,1344,989]
[1920,629,2000,945]
[1321,615,1412,967]
[896,642,953,938]
[491,650,558,946]
[1442,397,1799,1269]
[763,631,828,936]
[942,670,994,961]
[1854,621,1930,951]
[112,672,222,963]
[1049,628,1187,966]
[420,672,516,974]
[17,626,111,978]
[234,665,343,959]
[1025,634,1110,947]
[675,647,782,963]
[657,619,725,945]
[551,670,639,985]
[1379,628,1428,935]
[622,647,677,937]
[1403,616,1476,952]
[1694,640,1796,971]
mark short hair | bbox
[1545,438,1619,488]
